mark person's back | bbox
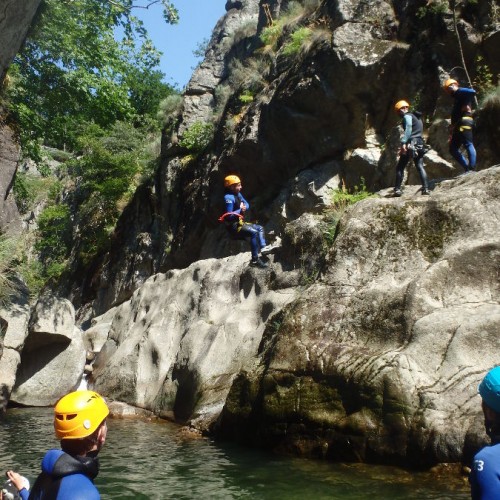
[470,442,500,499]
[28,450,100,500]
[28,390,109,500]
[470,367,500,499]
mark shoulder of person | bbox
[41,449,66,474]
[474,443,500,463]
[57,473,100,500]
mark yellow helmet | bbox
[443,78,458,90]
[394,100,410,112]
[224,175,241,187]
[54,390,109,440]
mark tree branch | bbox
[107,0,162,12]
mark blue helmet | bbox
[479,367,500,413]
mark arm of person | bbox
[458,87,477,96]
[5,471,29,500]
[239,194,250,212]
[224,194,238,214]
[401,114,412,144]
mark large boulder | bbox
[11,296,86,406]
[0,285,31,411]
[90,253,297,429]
[217,166,500,466]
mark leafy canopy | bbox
[7,0,178,156]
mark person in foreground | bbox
[470,367,500,499]
[392,100,430,197]
[443,78,477,173]
[220,174,277,268]
[28,390,109,499]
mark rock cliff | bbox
[0,0,41,233]
[2,0,500,468]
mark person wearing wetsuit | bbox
[28,390,109,500]
[443,78,477,173]
[392,100,430,196]
[470,367,500,499]
[221,175,275,268]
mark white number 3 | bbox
[475,460,485,472]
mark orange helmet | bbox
[54,390,109,440]
[394,100,410,112]
[443,78,458,90]
[224,175,241,187]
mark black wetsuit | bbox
[28,449,100,499]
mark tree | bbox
[6,0,178,156]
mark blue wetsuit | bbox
[449,87,476,171]
[394,112,429,192]
[469,442,500,499]
[28,449,100,500]
[223,192,266,260]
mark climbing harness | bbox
[458,115,474,133]
[218,212,244,232]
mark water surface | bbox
[0,408,470,499]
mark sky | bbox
[135,0,227,89]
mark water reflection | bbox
[0,408,469,499]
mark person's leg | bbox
[449,131,468,171]
[413,153,429,193]
[394,154,409,194]
[255,224,266,249]
[238,224,260,260]
[461,130,476,170]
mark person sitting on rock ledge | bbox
[470,367,500,499]
[27,390,109,500]
[392,100,430,197]
[219,174,278,269]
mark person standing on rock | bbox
[392,100,430,197]
[470,367,500,499]
[443,78,477,173]
[27,390,109,499]
[219,175,277,269]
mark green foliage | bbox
[474,55,495,96]
[157,94,183,130]
[323,179,376,246]
[416,1,448,19]
[35,204,72,269]
[282,27,312,56]
[6,0,177,158]
[179,121,214,154]
[239,90,254,104]
[193,38,209,60]
[260,21,285,47]
[13,173,59,214]
[228,58,268,93]
[0,235,19,306]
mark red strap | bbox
[218,212,244,223]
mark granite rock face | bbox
[70,0,500,317]
[0,0,42,80]
[0,0,41,233]
[90,253,297,429]
[218,167,500,466]
[3,0,500,469]
[10,296,86,407]
[0,121,22,234]
[83,167,500,466]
